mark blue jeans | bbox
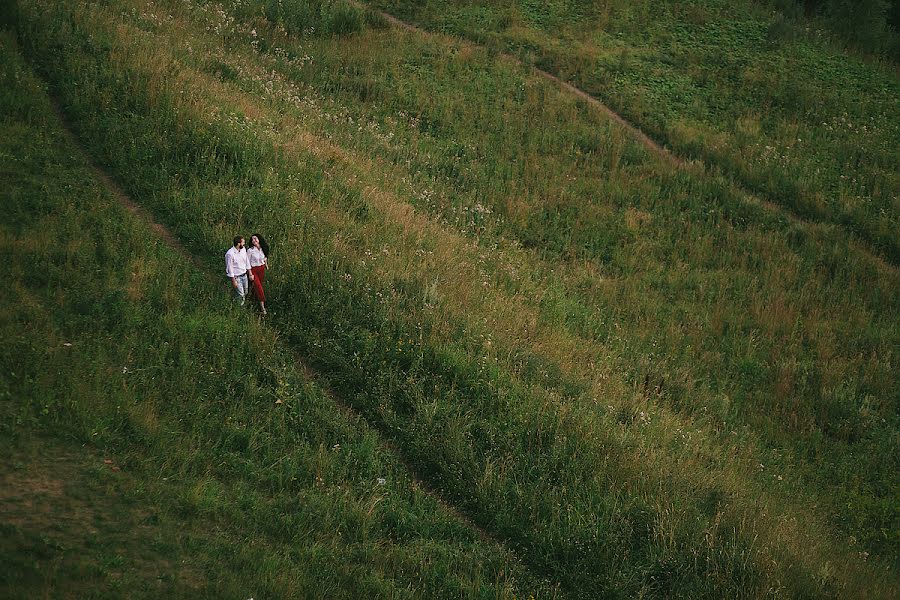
[233,273,249,304]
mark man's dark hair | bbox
[233,235,244,247]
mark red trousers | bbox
[250,265,267,303]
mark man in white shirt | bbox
[225,235,254,305]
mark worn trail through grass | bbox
[16,0,897,594]
[43,79,548,593]
[360,1,898,271]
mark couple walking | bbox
[225,234,270,315]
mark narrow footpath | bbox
[46,96,561,597]
[360,1,897,272]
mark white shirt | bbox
[247,247,267,268]
[225,246,251,278]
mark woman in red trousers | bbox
[247,233,269,315]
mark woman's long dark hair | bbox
[252,233,269,257]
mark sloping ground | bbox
[366,0,900,264]
[360,0,895,276]
[1,441,209,598]
[11,0,900,597]
[0,32,552,598]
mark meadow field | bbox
[3,0,898,597]
[368,0,900,263]
[0,30,552,598]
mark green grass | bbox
[365,0,900,264]
[0,31,552,599]
[8,0,900,597]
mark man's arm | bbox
[226,250,239,287]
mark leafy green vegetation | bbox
[778,0,899,55]
[0,31,549,599]
[366,0,900,263]
[6,0,899,596]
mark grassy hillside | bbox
[8,0,900,597]
[367,0,900,264]
[0,31,551,599]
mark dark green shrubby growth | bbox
[261,0,367,36]
[774,0,899,56]
[0,1,17,30]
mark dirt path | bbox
[362,3,897,273]
[50,100,201,269]
[47,95,545,592]
[370,6,681,165]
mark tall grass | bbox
[0,30,551,599]
[14,0,899,597]
[194,0,898,566]
[366,0,900,264]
